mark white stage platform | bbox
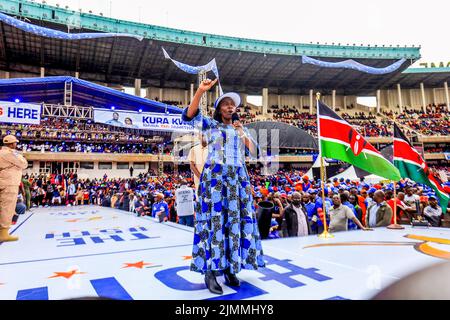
[1,205,450,300]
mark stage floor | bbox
[1,205,450,300]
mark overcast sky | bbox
[44,0,445,66]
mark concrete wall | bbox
[24,160,161,180]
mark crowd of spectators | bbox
[13,166,450,234]
[383,105,450,136]
[16,141,173,154]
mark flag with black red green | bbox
[317,100,401,181]
[393,123,449,213]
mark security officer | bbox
[0,135,28,242]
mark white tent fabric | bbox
[363,174,388,184]
[329,166,359,181]
[306,156,329,179]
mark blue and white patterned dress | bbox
[182,107,265,275]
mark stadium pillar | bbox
[343,96,347,110]
[409,89,414,109]
[420,82,426,112]
[240,93,247,106]
[159,88,163,101]
[190,83,194,104]
[432,88,437,106]
[309,90,313,114]
[376,90,381,114]
[397,84,403,113]
[75,71,79,79]
[262,88,269,115]
[277,95,281,107]
[444,82,450,111]
[40,67,45,78]
[184,90,188,106]
[134,79,142,97]
[299,96,303,110]
[332,90,336,110]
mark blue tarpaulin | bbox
[0,76,182,114]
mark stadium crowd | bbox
[383,105,450,136]
[12,166,450,235]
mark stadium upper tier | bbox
[0,0,430,95]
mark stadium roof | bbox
[388,67,450,89]
[2,0,446,96]
[0,76,182,113]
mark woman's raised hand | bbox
[198,78,218,93]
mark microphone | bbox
[231,112,240,123]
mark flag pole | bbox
[388,114,404,230]
[316,92,334,239]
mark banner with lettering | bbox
[93,108,194,132]
[0,101,41,125]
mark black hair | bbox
[213,104,224,123]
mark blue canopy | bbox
[0,76,182,114]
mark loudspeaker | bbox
[256,201,274,239]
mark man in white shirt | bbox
[175,180,195,227]
[404,187,420,211]
[188,134,208,195]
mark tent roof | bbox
[0,76,182,114]
[330,166,359,181]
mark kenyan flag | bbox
[317,100,401,181]
[393,123,449,213]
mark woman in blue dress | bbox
[182,78,265,295]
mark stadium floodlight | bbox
[138,109,143,113]
[14,98,20,103]
[111,106,115,110]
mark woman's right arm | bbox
[184,79,218,119]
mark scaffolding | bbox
[41,104,93,119]
[198,70,208,115]
[158,143,164,177]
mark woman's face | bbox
[125,118,132,125]
[219,98,236,121]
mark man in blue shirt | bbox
[152,193,169,223]
[105,112,124,127]
[315,188,332,233]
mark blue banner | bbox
[93,108,194,132]
[302,55,405,75]
[162,47,223,96]
[0,12,143,41]
[0,101,41,125]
